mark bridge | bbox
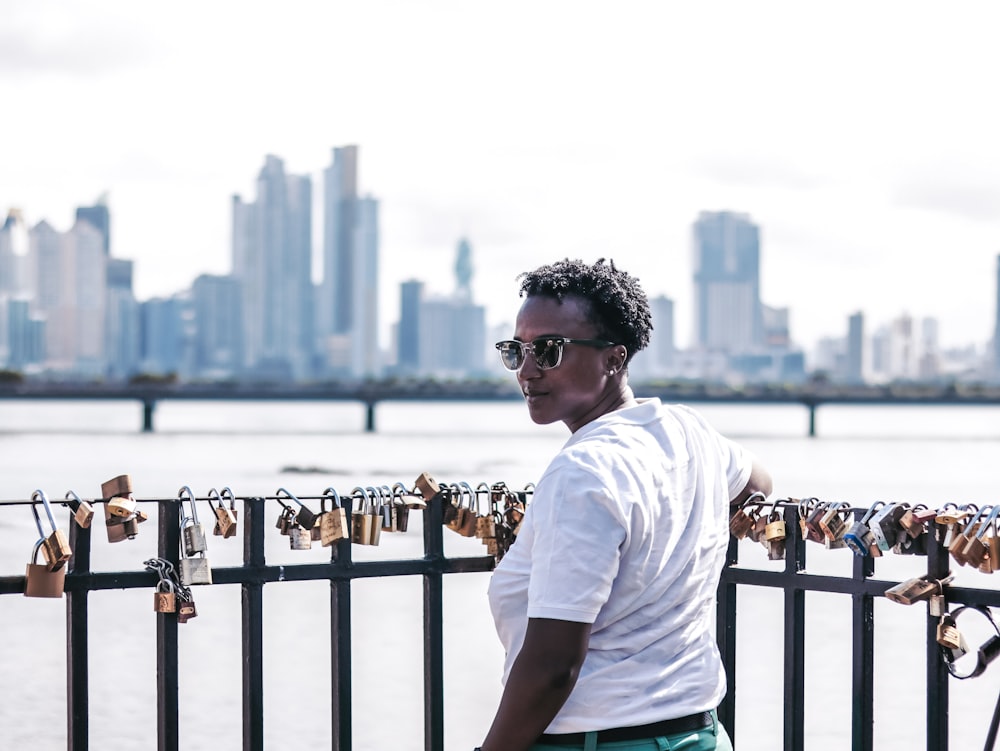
[0,379,998,435]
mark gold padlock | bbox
[24,539,66,598]
[154,580,177,613]
[320,487,348,546]
[66,490,95,529]
[351,487,374,545]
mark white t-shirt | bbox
[487,398,753,733]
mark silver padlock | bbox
[289,523,313,550]
[179,553,212,586]
[277,487,317,532]
[179,486,208,556]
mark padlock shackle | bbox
[322,486,342,511]
[351,486,372,513]
[219,486,237,509]
[860,500,887,524]
[31,489,59,535]
[65,490,83,508]
[962,504,994,536]
[177,486,199,524]
[30,537,46,564]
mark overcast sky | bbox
[2,1,999,354]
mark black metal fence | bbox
[4,489,1000,751]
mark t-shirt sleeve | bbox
[674,404,753,501]
[525,464,627,624]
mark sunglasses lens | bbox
[532,340,562,370]
[497,342,524,371]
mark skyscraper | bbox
[75,196,111,256]
[397,280,423,374]
[319,146,380,378]
[846,311,864,383]
[692,211,762,353]
[192,274,243,379]
[232,155,313,380]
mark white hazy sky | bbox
[3,1,999,354]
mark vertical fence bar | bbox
[66,509,92,751]
[851,526,876,751]
[926,523,949,751]
[331,526,353,751]
[423,493,446,751]
[242,498,265,751]
[784,506,806,751]
[157,499,181,751]
[716,535,740,744]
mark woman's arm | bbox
[730,460,773,506]
[479,617,592,751]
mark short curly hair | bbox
[517,258,652,365]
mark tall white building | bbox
[232,155,313,380]
[319,146,380,378]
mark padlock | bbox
[964,506,1000,571]
[103,501,129,544]
[728,505,755,539]
[31,490,73,571]
[24,539,66,598]
[178,486,208,557]
[289,523,313,550]
[893,532,928,556]
[107,495,137,518]
[391,482,412,532]
[935,503,968,527]
[885,575,952,606]
[180,553,212,585]
[869,502,907,552]
[154,580,177,613]
[66,490,95,529]
[351,487,374,545]
[220,487,238,538]
[899,503,930,538]
[372,486,395,532]
[177,594,198,623]
[748,505,769,544]
[764,508,787,543]
[278,488,317,532]
[802,499,829,544]
[364,487,383,545]
[414,472,440,501]
[208,487,237,538]
[319,487,348,546]
[767,536,787,561]
[443,484,464,531]
[276,505,296,535]
[844,501,885,557]
[937,614,969,662]
[819,501,850,543]
[950,508,987,567]
[457,482,479,537]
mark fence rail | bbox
[3,489,1000,750]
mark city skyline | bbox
[2,2,999,353]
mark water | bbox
[1,399,999,750]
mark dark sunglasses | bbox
[494,337,616,372]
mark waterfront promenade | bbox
[1,378,999,435]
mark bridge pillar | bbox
[808,404,816,438]
[142,400,156,433]
[365,402,375,433]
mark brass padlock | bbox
[208,487,237,538]
[391,482,412,533]
[278,487,317,532]
[935,502,968,527]
[220,487,238,538]
[351,487,374,545]
[728,506,754,539]
[319,487,348,546]
[764,509,786,543]
[964,506,1000,570]
[31,490,73,571]
[414,472,440,501]
[950,509,986,567]
[364,486,383,545]
[819,501,850,543]
[937,614,968,662]
[885,575,952,606]
[24,539,66,598]
[154,580,177,613]
[107,495,137,518]
[179,486,208,556]
[66,490,95,529]
[276,505,296,535]
[803,500,831,544]
[899,503,930,538]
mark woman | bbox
[478,259,772,751]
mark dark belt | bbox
[537,711,712,745]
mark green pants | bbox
[529,710,732,751]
